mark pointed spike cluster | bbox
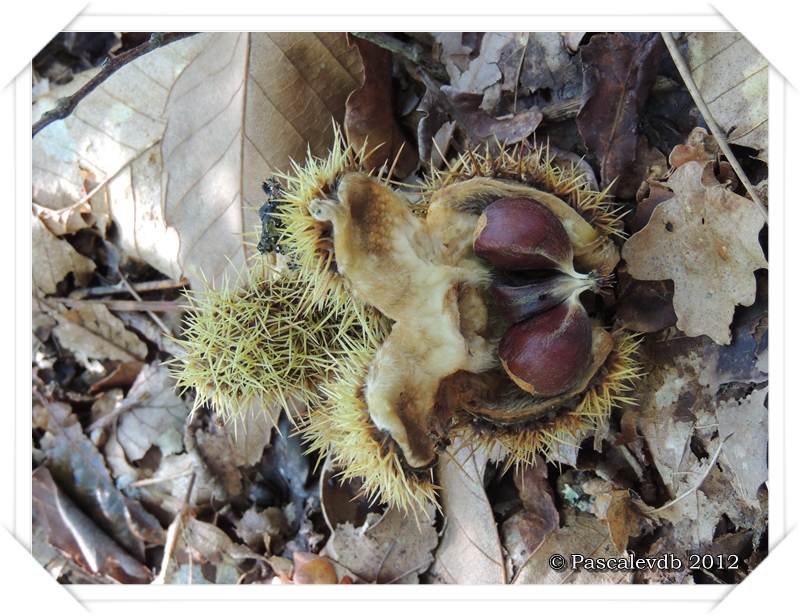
[166,260,390,425]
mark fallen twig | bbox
[33,32,197,137]
[153,472,196,584]
[69,277,189,300]
[56,297,188,312]
[649,434,731,514]
[660,32,768,222]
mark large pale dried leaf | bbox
[687,32,768,161]
[32,36,210,280]
[116,363,190,461]
[622,160,767,345]
[51,302,148,363]
[632,334,767,551]
[32,216,95,294]
[717,386,768,504]
[430,442,505,584]
[33,467,152,584]
[38,401,164,560]
[514,511,630,584]
[325,503,438,584]
[577,33,664,198]
[161,32,361,288]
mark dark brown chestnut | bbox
[473,197,576,274]
[498,295,592,397]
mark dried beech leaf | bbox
[325,502,438,584]
[345,38,418,177]
[33,467,152,584]
[430,442,505,584]
[577,33,664,198]
[116,363,190,461]
[32,36,209,281]
[32,216,95,294]
[162,32,361,288]
[51,302,148,363]
[687,32,768,161]
[622,161,767,345]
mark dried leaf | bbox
[430,442,505,584]
[514,510,630,584]
[162,33,361,288]
[33,36,209,281]
[51,302,148,363]
[622,160,767,345]
[325,503,438,584]
[345,38,417,177]
[33,467,152,584]
[38,401,164,560]
[32,216,95,294]
[444,89,542,144]
[234,506,288,551]
[687,32,768,161]
[501,462,559,574]
[519,33,582,102]
[116,363,190,461]
[577,33,664,198]
[717,386,768,504]
[88,360,144,394]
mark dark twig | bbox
[32,32,197,138]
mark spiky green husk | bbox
[462,331,644,470]
[297,343,439,513]
[168,260,390,422]
[423,141,626,237]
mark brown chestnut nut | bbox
[498,295,592,397]
[473,197,577,274]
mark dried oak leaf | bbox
[345,38,418,177]
[577,33,664,199]
[325,502,438,584]
[622,160,767,345]
[717,386,768,504]
[116,363,190,461]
